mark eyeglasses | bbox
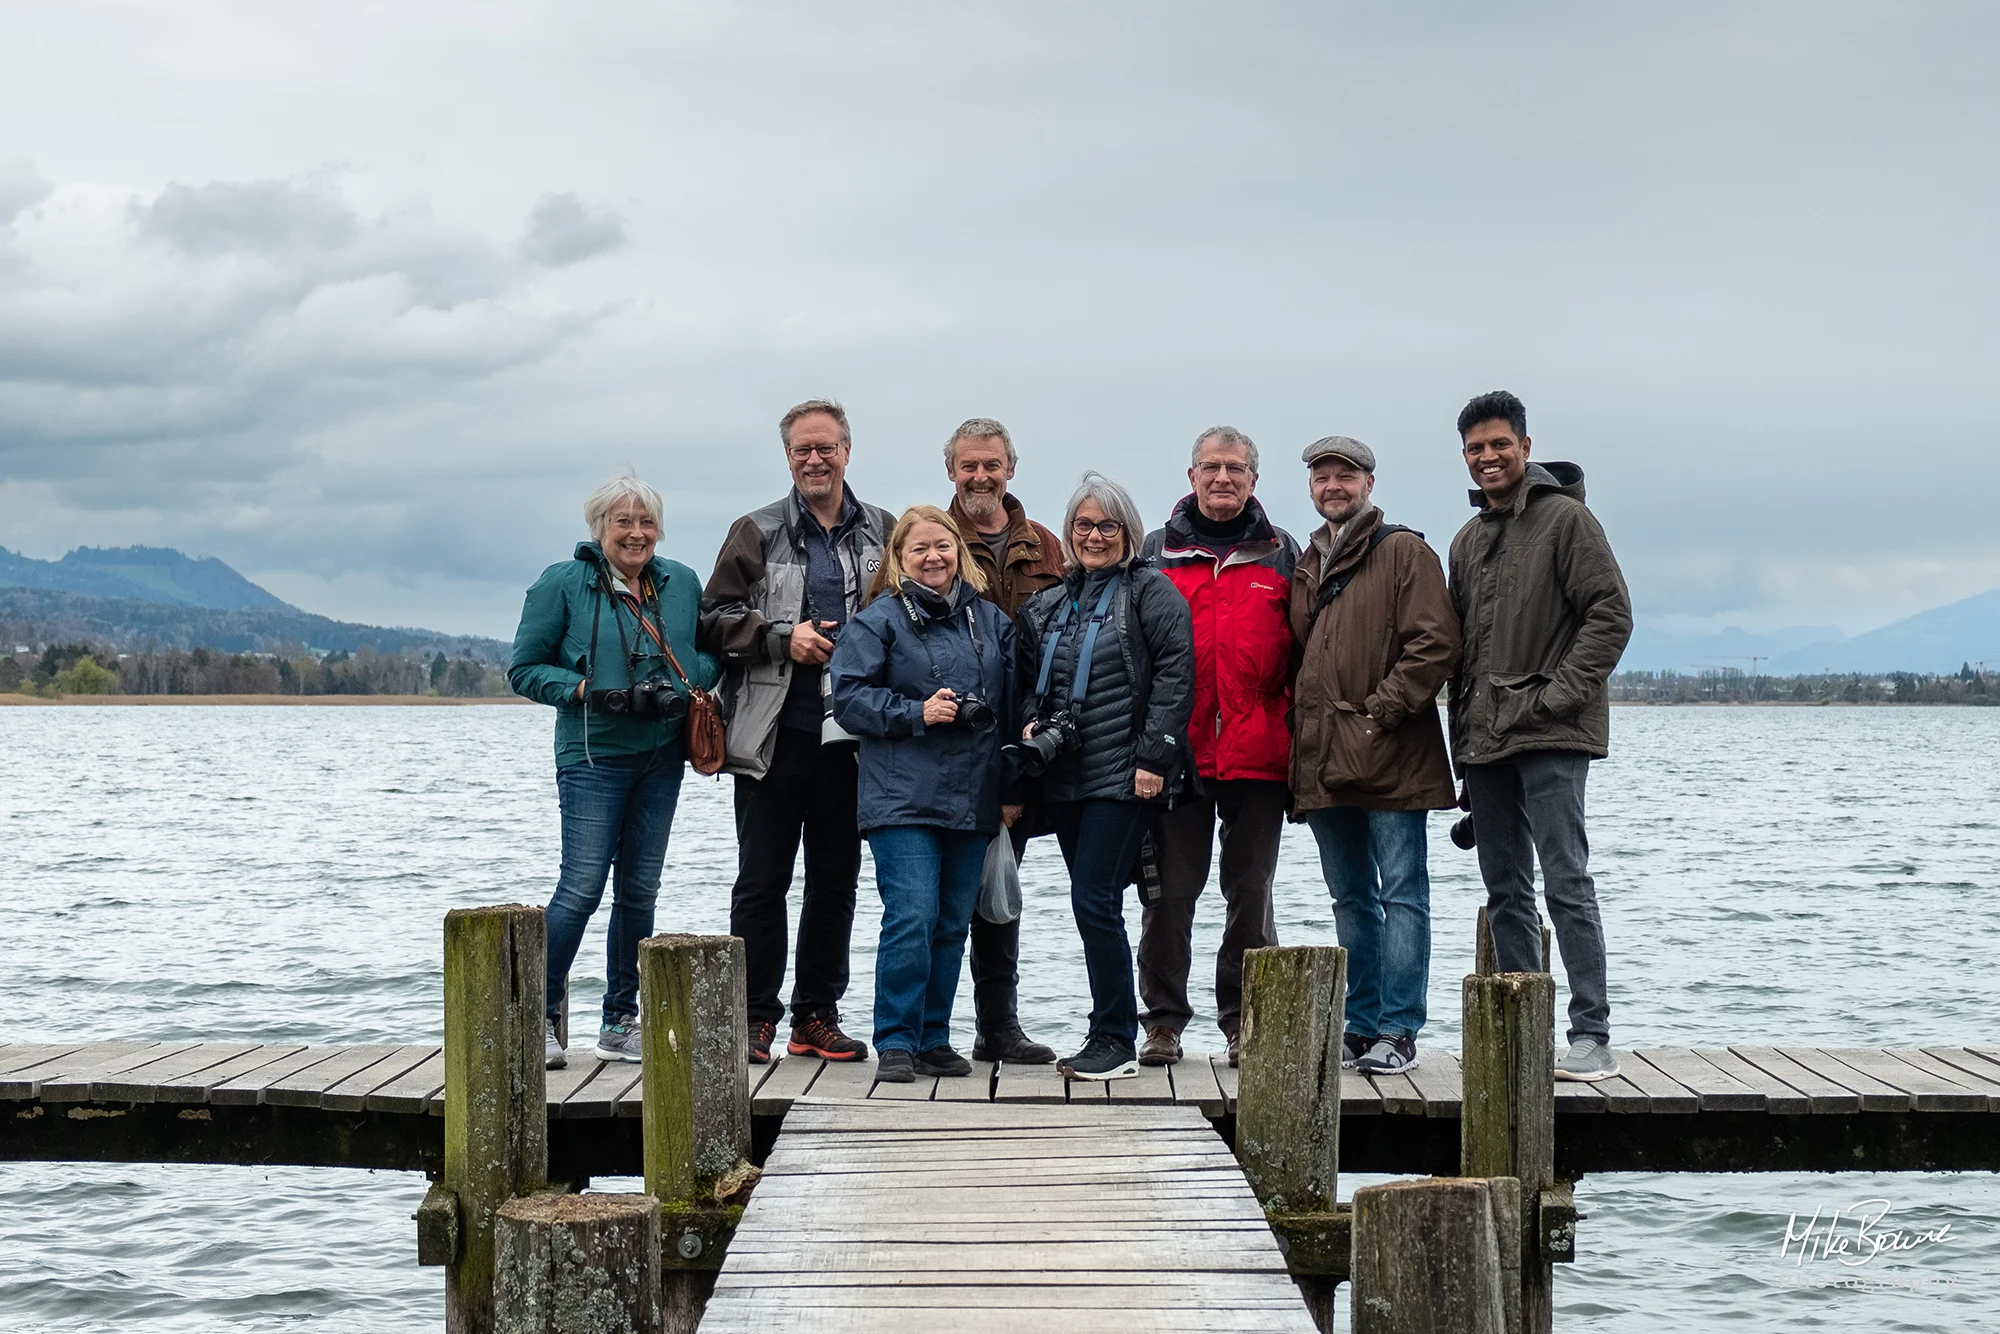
[787,443,844,461]
[1193,461,1253,478]
[1071,518,1125,539]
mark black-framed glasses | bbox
[788,442,843,461]
[1071,518,1124,539]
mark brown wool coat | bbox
[949,492,1065,618]
[1288,508,1461,813]
[1446,462,1632,768]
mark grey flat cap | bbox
[1302,435,1375,473]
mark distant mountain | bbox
[0,545,293,612]
[1621,623,1847,674]
[1767,589,2000,675]
[0,546,509,660]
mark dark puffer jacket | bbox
[1015,563,1195,805]
[827,578,1016,835]
[1448,462,1632,767]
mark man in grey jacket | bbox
[699,399,894,1066]
[1448,390,1632,1081]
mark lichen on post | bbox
[1236,944,1344,1215]
[638,934,751,1205]
[1461,970,1555,1334]
[493,1192,660,1334]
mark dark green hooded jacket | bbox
[509,542,720,768]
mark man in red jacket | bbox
[1137,425,1300,1065]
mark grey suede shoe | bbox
[1555,1038,1620,1082]
[545,1018,567,1070]
[594,1015,642,1063]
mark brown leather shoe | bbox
[1226,1030,1241,1068]
[1138,1025,1182,1066]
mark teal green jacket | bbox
[508,543,721,768]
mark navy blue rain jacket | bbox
[828,579,1016,835]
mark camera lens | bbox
[957,696,995,733]
[1449,814,1477,851]
[600,688,631,714]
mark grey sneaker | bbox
[595,1015,642,1063]
[1555,1037,1619,1082]
[544,1018,566,1071]
[1355,1035,1419,1076]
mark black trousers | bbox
[729,727,862,1027]
[966,821,1032,1036]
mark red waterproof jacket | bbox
[1140,495,1300,783]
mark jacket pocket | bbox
[1318,704,1398,799]
[1490,672,1552,737]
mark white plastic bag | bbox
[976,829,1022,924]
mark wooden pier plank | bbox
[869,1072,939,1101]
[256,1044,405,1107]
[39,1044,199,1103]
[1633,1048,1766,1112]
[1729,1048,1862,1113]
[1551,1080,1608,1112]
[1402,1049,1464,1118]
[1607,1052,1700,1112]
[1583,1072,1650,1113]
[207,1046,350,1107]
[362,1048,447,1114]
[1105,1060,1175,1104]
[1774,1048,1911,1112]
[752,1055,824,1114]
[1917,1048,2000,1107]
[2,1043,164,1100]
[992,1060,1068,1104]
[88,1042,267,1104]
[150,1045,309,1103]
[1689,1048,1810,1115]
[319,1045,439,1112]
[606,1065,649,1117]
[1825,1048,1988,1112]
[807,1057,880,1101]
[542,1058,612,1117]
[932,1060,998,1103]
[1368,1068,1427,1115]
[0,1045,86,1077]
[1169,1055,1225,1117]
[1211,1054,1238,1114]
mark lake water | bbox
[2,705,1996,1331]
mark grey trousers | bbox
[1464,751,1610,1044]
[1137,779,1285,1038]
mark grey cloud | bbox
[519,193,627,268]
[0,159,52,229]
[135,176,360,257]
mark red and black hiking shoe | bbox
[748,1020,776,1065]
[788,1010,868,1061]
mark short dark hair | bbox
[1457,390,1526,441]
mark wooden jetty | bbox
[7,907,2000,1333]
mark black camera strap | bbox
[895,584,984,685]
[1309,524,1418,628]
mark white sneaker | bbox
[544,1018,566,1070]
[1555,1037,1619,1082]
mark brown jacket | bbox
[1447,462,1632,768]
[1289,508,1461,813]
[949,492,1064,618]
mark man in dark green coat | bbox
[1448,391,1631,1083]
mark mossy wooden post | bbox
[1238,945,1344,1330]
[1475,907,1552,975]
[640,934,751,1334]
[494,1193,660,1334]
[1462,971,1555,1334]
[1351,1177,1520,1334]
[443,905,549,1334]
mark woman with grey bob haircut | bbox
[508,468,719,1072]
[1013,471,1195,1081]
[1058,472,1147,571]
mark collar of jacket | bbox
[572,540,670,591]
[899,576,979,619]
[1468,461,1586,517]
[1161,492,1276,553]
[1313,506,1384,575]
[789,484,862,542]
[949,491,1044,561]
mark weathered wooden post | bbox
[639,933,754,1334]
[1462,971,1556,1334]
[494,1193,661,1334]
[1351,1177,1521,1334]
[1237,944,1345,1330]
[1475,906,1552,975]
[427,905,548,1334]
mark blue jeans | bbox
[866,826,988,1054]
[546,745,685,1027]
[1047,799,1152,1047]
[1304,807,1431,1040]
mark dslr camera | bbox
[589,677,687,723]
[1003,709,1078,777]
[947,691,996,734]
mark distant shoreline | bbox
[0,694,533,707]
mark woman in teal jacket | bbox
[508,471,719,1070]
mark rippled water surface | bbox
[3,705,1996,1331]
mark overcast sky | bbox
[3,2,1995,640]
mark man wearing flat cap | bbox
[1288,436,1461,1076]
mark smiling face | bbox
[1310,459,1375,526]
[1071,498,1126,571]
[1462,419,1532,506]
[1188,436,1256,523]
[900,519,961,593]
[949,436,1015,529]
[785,410,851,503]
[601,498,660,581]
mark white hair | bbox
[1060,472,1147,571]
[583,470,665,544]
[1192,425,1259,473]
[944,417,1017,469]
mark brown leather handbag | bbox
[659,640,727,775]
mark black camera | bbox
[951,692,996,734]
[590,677,687,722]
[1003,710,1078,777]
[1449,814,1477,851]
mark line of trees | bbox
[6,644,510,698]
[1612,667,1995,705]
